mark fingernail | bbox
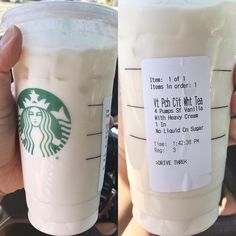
[0,26,15,47]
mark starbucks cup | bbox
[119,0,236,235]
[1,2,117,235]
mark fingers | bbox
[122,218,155,236]
[229,91,236,145]
[230,65,236,145]
[231,92,236,116]
[229,119,236,146]
[110,116,114,128]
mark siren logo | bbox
[18,88,71,157]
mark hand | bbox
[229,67,236,145]
[0,26,23,197]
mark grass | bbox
[102,2,117,7]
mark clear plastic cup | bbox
[119,0,236,235]
[1,2,117,235]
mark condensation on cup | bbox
[119,0,236,235]
[1,2,117,236]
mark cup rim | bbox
[1,1,117,30]
[120,0,236,8]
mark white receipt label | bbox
[98,96,112,192]
[142,57,211,192]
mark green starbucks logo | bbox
[18,88,71,157]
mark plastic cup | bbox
[1,2,117,235]
[119,0,236,235]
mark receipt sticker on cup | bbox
[142,56,211,192]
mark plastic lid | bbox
[1,1,117,30]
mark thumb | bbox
[0,26,22,112]
[0,26,23,192]
[0,25,22,73]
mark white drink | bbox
[1,2,117,235]
[119,1,235,235]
